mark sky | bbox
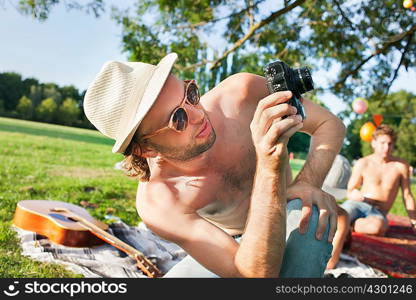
[1,1,415,116]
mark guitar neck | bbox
[62,210,162,277]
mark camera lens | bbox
[295,67,314,94]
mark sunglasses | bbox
[140,80,200,140]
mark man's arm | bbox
[346,158,366,201]
[400,162,416,230]
[226,72,345,241]
[138,90,301,277]
[295,98,346,187]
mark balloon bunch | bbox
[403,0,416,11]
[352,98,383,142]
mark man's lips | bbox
[196,119,209,137]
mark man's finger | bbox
[315,209,329,240]
[299,204,312,234]
[327,210,338,243]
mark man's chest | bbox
[362,161,402,188]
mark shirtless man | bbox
[341,124,416,235]
[84,53,346,277]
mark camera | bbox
[263,60,314,120]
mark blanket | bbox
[13,220,387,278]
[345,214,416,278]
[13,221,186,278]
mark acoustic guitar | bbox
[13,200,163,278]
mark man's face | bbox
[139,75,216,161]
[371,134,394,159]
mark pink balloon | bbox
[352,98,368,114]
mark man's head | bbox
[371,124,396,159]
[83,53,216,181]
[132,74,216,161]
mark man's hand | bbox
[250,90,303,172]
[287,181,338,242]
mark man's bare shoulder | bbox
[214,73,268,101]
[136,180,185,217]
[354,156,370,168]
[391,156,411,173]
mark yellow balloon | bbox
[403,0,413,9]
[360,122,376,142]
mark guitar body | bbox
[13,200,163,277]
[13,200,108,247]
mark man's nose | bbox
[187,104,204,124]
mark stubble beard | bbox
[148,127,216,162]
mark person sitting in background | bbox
[341,124,416,236]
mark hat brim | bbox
[322,184,348,201]
[112,53,178,154]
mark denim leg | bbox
[279,198,333,278]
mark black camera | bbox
[263,60,314,120]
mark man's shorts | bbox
[341,199,387,224]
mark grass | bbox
[0,117,414,278]
[0,117,139,277]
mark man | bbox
[84,53,346,277]
[341,124,416,236]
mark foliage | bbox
[109,0,416,102]
[0,72,93,129]
[12,0,416,102]
[35,97,57,122]
[16,96,33,119]
[16,0,105,20]
[58,98,81,126]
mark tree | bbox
[36,97,57,122]
[16,96,34,119]
[57,98,80,126]
[0,72,24,111]
[12,1,416,104]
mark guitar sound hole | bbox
[48,213,77,223]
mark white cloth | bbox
[324,253,387,278]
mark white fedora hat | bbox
[83,53,178,154]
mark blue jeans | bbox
[341,199,387,223]
[163,198,333,278]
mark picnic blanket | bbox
[345,214,416,278]
[13,220,387,278]
[13,221,186,278]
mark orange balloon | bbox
[360,122,376,142]
[373,114,383,126]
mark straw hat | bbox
[83,53,178,154]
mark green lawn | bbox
[0,117,414,278]
[0,117,139,277]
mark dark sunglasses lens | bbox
[187,83,200,105]
[172,108,188,131]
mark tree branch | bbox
[384,34,413,95]
[333,0,356,32]
[333,23,416,90]
[176,0,266,30]
[209,0,306,70]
